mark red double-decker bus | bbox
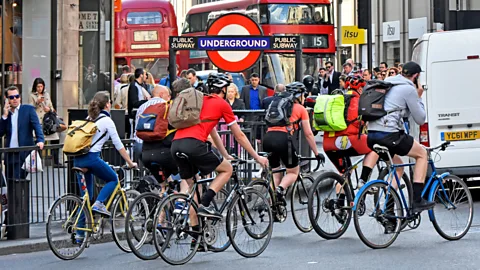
[180,0,335,88]
[114,0,178,81]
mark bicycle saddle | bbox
[72,167,88,174]
[373,144,389,153]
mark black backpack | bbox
[358,80,393,121]
[43,111,60,135]
[265,92,294,127]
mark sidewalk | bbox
[0,223,116,256]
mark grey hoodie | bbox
[368,75,426,132]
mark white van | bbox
[411,29,480,178]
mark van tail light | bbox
[419,123,430,147]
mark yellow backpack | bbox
[63,116,107,156]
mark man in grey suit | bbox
[240,73,267,110]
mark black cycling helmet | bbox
[286,82,307,100]
[207,72,232,94]
[302,75,314,91]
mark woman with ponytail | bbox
[74,91,137,222]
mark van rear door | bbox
[427,56,480,171]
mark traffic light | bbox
[358,0,369,29]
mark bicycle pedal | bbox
[400,184,406,190]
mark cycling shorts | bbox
[171,138,223,179]
[142,142,178,183]
[263,131,299,169]
[367,131,414,158]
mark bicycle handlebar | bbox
[299,156,322,172]
[426,141,451,152]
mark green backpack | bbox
[313,95,347,132]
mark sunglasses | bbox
[325,66,332,69]
[381,73,387,76]
[8,94,20,100]
[389,72,396,75]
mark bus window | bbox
[258,4,332,25]
[127,12,163,25]
[131,58,169,80]
[182,13,209,33]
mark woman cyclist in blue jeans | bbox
[74,91,137,241]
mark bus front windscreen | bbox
[258,4,332,25]
[131,58,168,80]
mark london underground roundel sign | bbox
[206,13,263,72]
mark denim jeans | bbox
[74,152,118,237]
[74,152,118,203]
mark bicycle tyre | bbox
[291,175,315,233]
[111,189,141,253]
[378,168,412,231]
[308,172,353,240]
[226,188,273,258]
[46,194,91,260]
[430,175,473,241]
[207,188,231,252]
[125,192,163,260]
[153,193,202,265]
[353,182,403,249]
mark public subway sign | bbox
[170,36,299,51]
[169,13,301,72]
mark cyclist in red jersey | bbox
[322,76,379,185]
[171,73,268,219]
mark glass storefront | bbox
[385,42,400,68]
[79,0,112,106]
[0,0,51,103]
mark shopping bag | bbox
[22,150,44,173]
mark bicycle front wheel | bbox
[46,194,91,260]
[227,188,273,258]
[125,192,163,260]
[291,175,315,233]
[353,182,403,249]
[430,175,473,241]
[308,172,353,240]
[111,189,141,253]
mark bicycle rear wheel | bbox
[430,175,473,241]
[153,194,202,265]
[226,188,273,258]
[308,172,353,240]
[207,188,231,252]
[353,182,403,249]
[125,192,163,260]
[46,194,91,260]
[111,189,141,253]
[291,175,315,233]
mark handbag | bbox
[57,116,67,132]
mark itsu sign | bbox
[169,13,301,73]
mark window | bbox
[257,4,332,25]
[182,13,209,33]
[131,58,169,80]
[127,12,162,25]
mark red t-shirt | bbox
[174,95,237,142]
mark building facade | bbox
[0,0,114,122]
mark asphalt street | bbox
[2,203,480,270]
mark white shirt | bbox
[329,70,334,83]
[135,81,144,102]
[89,113,124,152]
[8,105,20,147]
[134,97,166,143]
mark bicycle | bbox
[152,155,273,265]
[124,176,230,260]
[248,154,322,233]
[307,155,412,240]
[46,165,139,260]
[353,141,473,249]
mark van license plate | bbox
[441,130,480,141]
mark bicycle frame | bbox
[352,158,455,222]
[73,178,126,234]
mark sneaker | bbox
[197,205,222,220]
[0,224,6,240]
[333,209,347,224]
[92,201,111,216]
[383,220,396,234]
[173,201,188,215]
[357,179,367,189]
[75,232,85,244]
[191,238,207,252]
[413,198,435,213]
[275,187,287,207]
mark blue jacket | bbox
[0,104,44,156]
